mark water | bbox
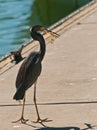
[0,0,33,58]
[0,0,92,58]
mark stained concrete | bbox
[0,1,97,130]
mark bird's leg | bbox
[12,94,29,124]
[32,81,51,123]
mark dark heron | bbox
[13,25,59,124]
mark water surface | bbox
[0,0,92,58]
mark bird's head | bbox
[30,25,59,43]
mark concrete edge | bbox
[0,0,97,73]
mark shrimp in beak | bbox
[40,27,60,43]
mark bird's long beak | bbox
[40,27,60,43]
[47,29,60,43]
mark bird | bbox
[13,25,59,124]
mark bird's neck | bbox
[37,34,46,61]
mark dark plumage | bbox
[13,25,59,124]
[13,47,43,100]
[13,26,45,100]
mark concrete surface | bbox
[1,1,97,130]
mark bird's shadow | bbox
[36,126,80,130]
[24,122,96,130]
[25,123,80,130]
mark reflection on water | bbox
[33,0,91,27]
[0,0,92,58]
[0,0,33,57]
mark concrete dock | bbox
[1,1,97,129]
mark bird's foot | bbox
[12,117,29,124]
[32,118,52,123]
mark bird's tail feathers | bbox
[13,86,25,100]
